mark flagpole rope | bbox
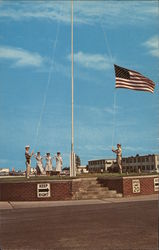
[100,21,117,148]
[111,90,117,147]
[33,17,61,151]
[100,22,114,64]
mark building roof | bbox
[88,158,115,162]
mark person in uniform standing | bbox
[44,152,53,176]
[112,144,122,174]
[25,145,34,179]
[55,152,63,175]
[34,152,45,175]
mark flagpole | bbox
[70,0,76,177]
[71,0,74,155]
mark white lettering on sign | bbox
[132,179,140,193]
[37,183,51,198]
[154,178,159,192]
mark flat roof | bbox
[88,158,115,162]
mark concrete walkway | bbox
[0,194,158,210]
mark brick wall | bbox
[123,176,159,196]
[0,181,73,201]
[0,175,158,201]
[98,175,159,197]
[71,179,81,199]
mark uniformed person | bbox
[44,153,53,176]
[112,144,122,174]
[55,152,63,174]
[25,145,34,179]
[34,152,45,175]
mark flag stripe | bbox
[116,84,154,92]
[114,64,155,93]
[130,72,155,86]
[116,78,155,90]
[116,83,154,91]
[116,82,154,90]
[116,85,154,93]
[116,77,154,85]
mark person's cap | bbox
[46,152,50,154]
[25,145,30,148]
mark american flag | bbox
[114,64,155,93]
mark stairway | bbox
[74,178,122,200]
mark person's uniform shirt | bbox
[45,155,53,171]
[34,154,44,174]
[55,155,63,172]
[112,146,122,167]
[25,149,32,178]
[116,147,122,163]
[25,151,31,164]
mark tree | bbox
[75,155,81,167]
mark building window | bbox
[107,162,111,165]
[142,166,145,170]
[150,156,152,162]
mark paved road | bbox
[0,199,158,250]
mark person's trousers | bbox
[26,162,31,179]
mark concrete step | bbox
[74,178,123,200]
[79,184,102,191]
[87,183,104,188]
[79,190,117,196]
[87,186,109,191]
[79,193,122,199]
[115,193,123,198]
[81,180,98,185]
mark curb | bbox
[0,194,158,210]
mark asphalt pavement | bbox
[0,195,158,250]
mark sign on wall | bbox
[132,179,140,193]
[154,178,159,192]
[37,183,51,198]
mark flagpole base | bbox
[70,151,76,177]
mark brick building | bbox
[122,154,159,173]
[88,154,159,173]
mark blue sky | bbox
[0,1,158,170]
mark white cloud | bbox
[143,36,159,58]
[0,1,157,26]
[69,51,113,71]
[0,46,44,67]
